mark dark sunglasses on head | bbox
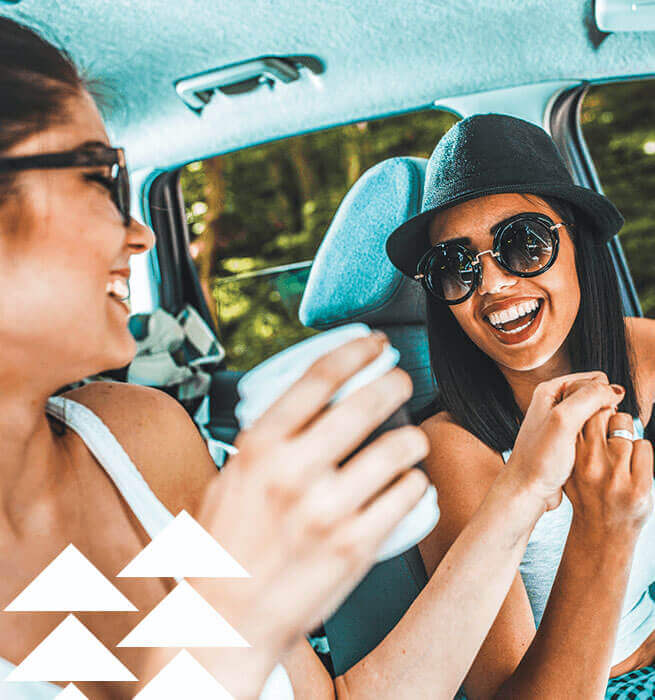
[0,142,131,226]
[414,212,569,304]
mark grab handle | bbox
[175,57,302,112]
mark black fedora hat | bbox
[386,113,624,278]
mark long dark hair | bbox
[421,195,644,454]
[0,17,93,434]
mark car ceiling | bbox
[2,0,655,171]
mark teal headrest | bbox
[299,157,428,329]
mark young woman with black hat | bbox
[0,16,643,700]
[386,114,655,698]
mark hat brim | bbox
[386,182,624,278]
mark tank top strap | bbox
[45,395,175,541]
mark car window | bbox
[580,80,655,318]
[180,109,459,371]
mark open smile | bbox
[106,278,130,313]
[483,298,544,345]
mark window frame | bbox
[148,168,217,328]
[549,82,643,318]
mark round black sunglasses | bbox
[414,212,570,304]
[0,142,131,226]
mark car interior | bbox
[3,0,655,684]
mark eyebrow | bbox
[439,235,473,246]
[436,215,519,246]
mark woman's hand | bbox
[507,372,626,511]
[189,333,429,691]
[563,407,653,537]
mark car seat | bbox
[298,156,436,676]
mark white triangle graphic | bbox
[56,683,90,698]
[6,614,137,682]
[118,580,249,648]
[5,544,137,612]
[133,650,234,699]
[117,510,249,579]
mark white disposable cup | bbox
[236,323,439,562]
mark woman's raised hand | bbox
[507,372,627,511]
[563,406,653,536]
[191,333,429,679]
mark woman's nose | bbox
[476,252,517,295]
[125,217,156,254]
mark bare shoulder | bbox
[61,381,217,515]
[625,316,655,408]
[419,410,505,574]
[626,316,655,359]
[420,410,503,498]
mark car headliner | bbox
[2,0,655,171]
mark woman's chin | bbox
[491,342,569,373]
[95,328,137,375]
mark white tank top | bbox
[0,395,176,698]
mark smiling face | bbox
[428,193,581,374]
[0,90,155,389]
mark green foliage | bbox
[581,81,655,317]
[212,266,318,370]
[180,109,458,370]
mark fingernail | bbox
[611,384,625,395]
[372,330,389,345]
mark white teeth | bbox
[496,319,533,334]
[106,278,129,301]
[487,299,540,328]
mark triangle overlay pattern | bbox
[117,510,249,579]
[132,650,234,699]
[56,683,90,698]
[6,614,137,682]
[5,544,137,612]
[118,580,249,648]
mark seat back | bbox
[299,156,434,674]
[299,156,433,414]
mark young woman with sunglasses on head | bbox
[0,17,645,700]
[386,114,655,699]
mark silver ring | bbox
[608,429,634,441]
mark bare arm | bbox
[496,522,636,699]
[391,406,649,700]
[337,374,635,699]
[82,335,431,699]
[496,407,653,699]
[338,450,545,700]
